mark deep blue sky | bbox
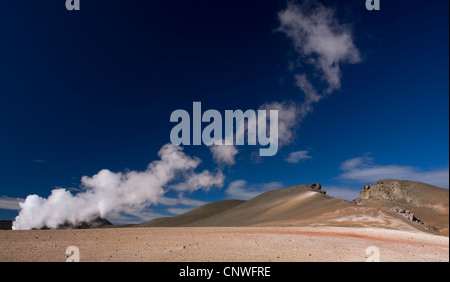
[0,0,448,223]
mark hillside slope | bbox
[354,179,449,235]
[140,183,428,232]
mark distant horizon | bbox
[3,177,448,232]
[2,178,448,226]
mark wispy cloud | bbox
[209,101,299,164]
[262,1,362,159]
[259,101,300,147]
[207,3,361,163]
[210,145,239,166]
[108,194,209,224]
[225,180,284,200]
[339,155,449,188]
[0,196,24,211]
[285,150,312,163]
[159,194,208,208]
[166,207,195,215]
[106,208,166,225]
[160,193,209,216]
[168,169,225,193]
[278,1,361,93]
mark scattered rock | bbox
[392,206,424,224]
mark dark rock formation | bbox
[392,206,424,224]
[310,183,326,195]
[57,217,113,229]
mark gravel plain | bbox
[0,226,448,262]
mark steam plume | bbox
[275,1,361,136]
[13,144,224,230]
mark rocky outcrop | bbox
[392,206,424,224]
[310,183,326,195]
[356,180,411,203]
[354,179,449,236]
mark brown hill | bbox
[140,183,431,232]
[354,179,449,235]
[186,184,348,227]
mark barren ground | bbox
[0,227,448,262]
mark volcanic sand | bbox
[0,226,448,262]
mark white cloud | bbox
[210,145,239,165]
[285,150,312,164]
[210,1,361,163]
[278,2,361,93]
[339,155,450,188]
[168,169,225,193]
[0,196,24,211]
[294,74,322,119]
[270,2,361,143]
[225,180,284,200]
[259,101,300,147]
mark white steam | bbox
[278,2,361,94]
[207,3,362,164]
[12,144,224,230]
[274,2,361,142]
